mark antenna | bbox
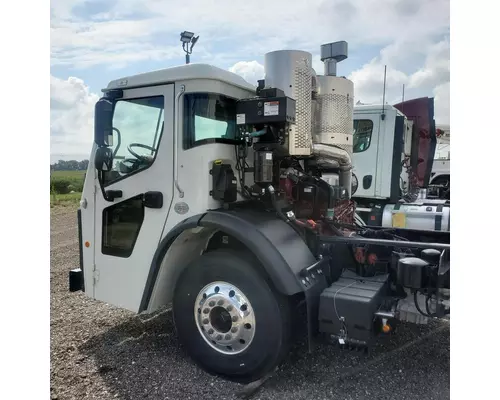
[180,31,199,64]
[381,65,387,121]
[401,84,405,115]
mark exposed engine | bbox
[224,42,357,230]
[209,41,450,340]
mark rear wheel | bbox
[173,249,292,383]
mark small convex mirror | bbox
[94,147,113,172]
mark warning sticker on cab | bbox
[264,101,279,116]
[236,113,246,125]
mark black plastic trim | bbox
[139,213,205,312]
[390,115,405,203]
[139,209,316,312]
[362,175,372,190]
[101,194,145,258]
[144,191,163,209]
[77,209,85,292]
[104,89,124,100]
[199,210,316,295]
[69,268,84,292]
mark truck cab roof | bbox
[104,63,256,93]
[353,103,405,117]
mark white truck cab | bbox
[81,64,255,312]
[352,104,410,201]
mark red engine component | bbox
[279,176,355,225]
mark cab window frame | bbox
[183,92,240,150]
[353,119,374,153]
[102,95,165,187]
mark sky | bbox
[50,0,450,163]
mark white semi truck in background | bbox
[69,40,450,384]
[352,99,450,230]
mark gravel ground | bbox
[50,207,450,400]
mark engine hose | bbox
[414,292,433,317]
[268,187,308,239]
[425,296,435,317]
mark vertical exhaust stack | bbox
[321,41,348,77]
[312,41,354,196]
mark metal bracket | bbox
[174,84,185,198]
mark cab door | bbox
[92,85,174,312]
[351,113,380,198]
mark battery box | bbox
[318,270,388,344]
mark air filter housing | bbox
[313,75,354,155]
[264,50,313,156]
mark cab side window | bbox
[353,119,373,153]
[103,96,165,185]
[183,93,238,149]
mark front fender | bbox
[139,209,317,312]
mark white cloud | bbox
[229,61,264,86]
[50,75,98,161]
[346,38,450,124]
[50,0,450,158]
[50,0,449,69]
[433,82,450,125]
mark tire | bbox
[172,249,292,383]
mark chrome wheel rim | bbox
[194,281,256,355]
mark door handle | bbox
[143,191,163,209]
[105,190,123,201]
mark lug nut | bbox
[208,329,214,335]
[216,334,223,340]
[203,319,209,324]
[226,305,233,312]
[232,316,238,322]
[203,308,209,314]
[217,299,224,306]
[209,301,215,307]
[231,327,238,333]
[225,334,231,340]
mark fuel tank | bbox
[382,200,450,232]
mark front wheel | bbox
[173,249,292,383]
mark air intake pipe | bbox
[312,143,353,197]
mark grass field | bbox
[50,192,82,208]
[50,170,86,207]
